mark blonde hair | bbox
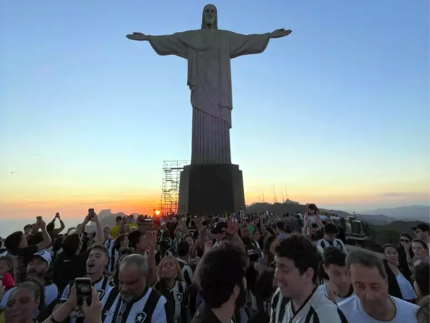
[157,256,184,282]
[417,295,429,323]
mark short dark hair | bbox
[323,246,347,267]
[23,224,33,231]
[346,249,386,279]
[62,234,81,257]
[46,222,55,232]
[114,234,128,250]
[412,239,429,250]
[414,223,430,233]
[382,244,396,252]
[415,262,430,297]
[116,216,122,221]
[276,222,285,231]
[128,230,143,250]
[324,223,339,235]
[90,244,109,257]
[119,247,134,258]
[5,232,24,250]
[177,241,190,257]
[200,244,247,308]
[274,234,321,283]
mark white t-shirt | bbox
[338,295,418,323]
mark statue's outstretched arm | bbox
[126,32,187,58]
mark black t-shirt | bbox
[8,245,39,283]
[52,249,90,292]
[191,303,223,323]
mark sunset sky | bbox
[0,0,429,223]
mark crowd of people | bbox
[0,203,428,323]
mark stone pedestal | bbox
[178,164,245,216]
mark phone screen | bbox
[88,209,95,218]
[36,216,42,225]
[75,278,92,306]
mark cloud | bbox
[377,192,429,200]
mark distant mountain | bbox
[354,213,396,226]
[363,206,429,223]
[246,202,402,225]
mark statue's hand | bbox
[270,29,292,39]
[126,32,149,41]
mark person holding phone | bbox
[52,211,103,292]
[54,245,114,323]
[4,217,52,283]
[46,213,66,240]
[44,285,103,323]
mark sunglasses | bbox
[400,239,410,243]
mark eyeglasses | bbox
[400,239,410,243]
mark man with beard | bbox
[339,249,419,323]
[0,250,59,319]
[102,254,172,323]
[191,244,247,323]
[54,244,114,323]
[271,234,347,323]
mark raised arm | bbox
[126,32,188,58]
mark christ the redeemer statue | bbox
[127,4,292,165]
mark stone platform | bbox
[178,164,245,216]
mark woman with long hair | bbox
[106,234,129,274]
[398,233,414,278]
[110,248,134,286]
[406,239,430,271]
[382,244,416,301]
[153,256,189,323]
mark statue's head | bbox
[201,4,218,29]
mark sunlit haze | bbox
[1,0,429,232]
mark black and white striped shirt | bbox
[316,239,347,253]
[177,258,193,287]
[154,280,188,323]
[270,286,348,323]
[60,275,115,323]
[102,287,172,323]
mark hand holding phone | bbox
[88,208,95,220]
[75,278,92,306]
[55,212,60,219]
[36,216,42,226]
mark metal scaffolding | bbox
[160,160,189,216]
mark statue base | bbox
[178,164,245,216]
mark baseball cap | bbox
[412,223,430,232]
[33,250,52,266]
[211,222,228,234]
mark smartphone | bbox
[88,208,95,219]
[36,216,42,225]
[55,212,60,218]
[75,278,92,306]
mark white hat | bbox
[33,250,52,266]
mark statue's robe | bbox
[148,30,270,164]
